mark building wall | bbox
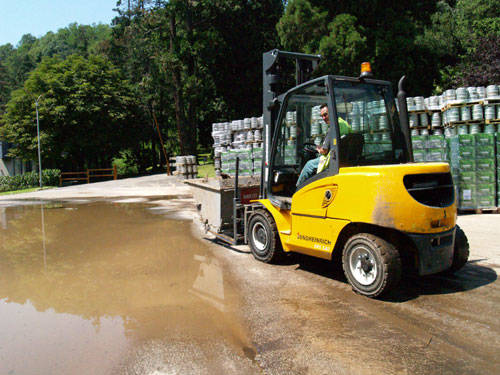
[0,158,13,176]
[0,142,33,176]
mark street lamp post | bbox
[35,95,42,188]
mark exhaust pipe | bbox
[397,76,413,162]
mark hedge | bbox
[0,169,61,192]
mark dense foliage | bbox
[0,55,143,170]
[0,0,498,174]
[0,169,60,192]
[108,0,282,167]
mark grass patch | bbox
[197,163,215,178]
[0,187,56,196]
[197,153,213,166]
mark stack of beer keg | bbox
[175,155,198,180]
[212,116,264,177]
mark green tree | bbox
[110,0,282,163]
[0,55,143,170]
[316,14,367,77]
[0,24,112,117]
[28,23,112,62]
[0,58,12,113]
[4,34,37,88]
[418,0,500,90]
[276,0,328,54]
[278,0,440,95]
[454,34,500,86]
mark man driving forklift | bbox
[296,104,351,186]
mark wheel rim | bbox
[252,222,268,252]
[349,245,377,286]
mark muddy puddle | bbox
[0,201,257,375]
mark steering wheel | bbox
[302,142,318,155]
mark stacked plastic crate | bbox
[448,134,496,209]
[408,96,448,163]
[475,133,497,208]
[497,133,500,206]
[219,145,264,177]
[213,116,264,177]
[412,134,448,163]
[253,146,263,176]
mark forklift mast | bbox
[261,50,321,198]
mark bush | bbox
[0,169,61,192]
[112,150,139,178]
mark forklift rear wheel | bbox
[248,210,282,263]
[342,233,402,298]
[446,225,469,274]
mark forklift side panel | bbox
[287,216,350,260]
[326,163,456,234]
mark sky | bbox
[0,0,118,46]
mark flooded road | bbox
[0,201,258,374]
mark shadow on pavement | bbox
[204,237,252,254]
[383,263,498,302]
[289,253,497,302]
[204,237,498,302]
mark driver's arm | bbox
[317,127,331,155]
[316,145,328,155]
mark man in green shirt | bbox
[296,104,351,187]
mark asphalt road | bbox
[1,174,499,374]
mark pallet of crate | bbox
[448,132,499,214]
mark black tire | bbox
[342,233,402,298]
[447,225,469,273]
[248,210,283,263]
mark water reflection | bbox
[0,202,249,375]
[0,299,130,375]
[41,205,47,270]
[191,255,225,312]
[0,207,6,229]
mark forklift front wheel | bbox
[342,233,402,298]
[248,210,282,263]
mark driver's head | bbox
[320,103,329,124]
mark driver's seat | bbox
[339,133,364,166]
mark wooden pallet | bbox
[458,207,500,214]
[443,119,483,127]
[482,97,500,105]
[484,119,500,124]
[407,109,429,115]
[409,125,432,130]
[441,100,481,111]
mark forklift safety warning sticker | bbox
[297,233,331,245]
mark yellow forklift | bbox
[198,49,469,298]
